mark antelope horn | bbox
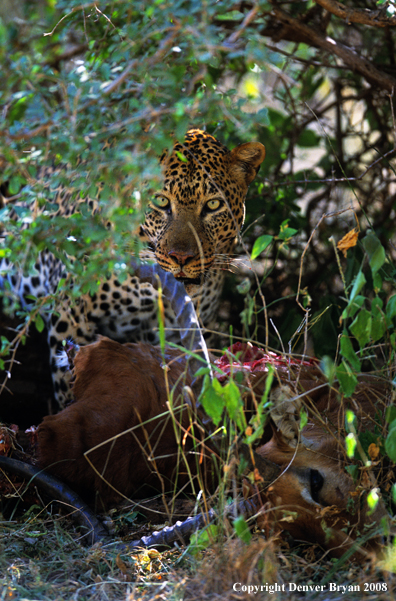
[132,260,213,427]
[113,498,258,551]
[0,456,109,545]
[0,456,260,551]
[131,259,212,382]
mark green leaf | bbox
[300,409,308,429]
[345,464,359,480]
[345,432,357,458]
[157,286,166,352]
[342,273,366,320]
[223,379,245,430]
[371,301,386,342]
[349,309,371,349]
[237,278,251,294]
[175,151,188,162]
[392,484,396,505]
[251,234,273,260]
[371,315,386,342]
[372,297,383,312]
[367,488,380,515]
[1,336,10,353]
[34,314,45,333]
[199,377,224,426]
[188,524,218,556]
[8,175,25,195]
[349,270,366,304]
[387,295,396,321]
[362,232,386,276]
[340,331,360,371]
[385,421,396,462]
[345,409,357,431]
[342,295,365,321]
[244,366,273,445]
[320,355,336,384]
[373,272,383,291]
[260,364,274,402]
[336,360,358,397]
[296,129,320,148]
[193,366,212,378]
[278,226,298,241]
[233,515,252,544]
[386,405,396,424]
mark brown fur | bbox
[252,371,392,557]
[38,338,212,508]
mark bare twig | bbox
[271,6,396,92]
[103,23,182,96]
[44,9,78,37]
[295,208,352,312]
[265,144,396,188]
[314,0,396,28]
[224,4,259,46]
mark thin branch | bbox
[102,60,138,96]
[43,9,77,37]
[2,122,54,141]
[43,1,116,36]
[265,145,396,188]
[224,3,259,46]
[314,0,396,28]
[271,6,396,92]
[296,208,353,312]
[103,23,181,96]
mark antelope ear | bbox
[229,142,266,185]
[237,443,281,484]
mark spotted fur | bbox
[1,129,265,405]
[142,129,265,324]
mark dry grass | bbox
[1,498,396,601]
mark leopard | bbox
[0,129,265,406]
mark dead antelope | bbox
[37,338,393,557]
[224,344,393,558]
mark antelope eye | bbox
[152,196,170,209]
[206,198,222,211]
[310,469,324,504]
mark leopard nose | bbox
[168,249,195,267]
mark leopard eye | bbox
[152,195,170,209]
[206,198,222,211]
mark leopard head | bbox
[141,129,265,292]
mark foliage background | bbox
[1,0,396,361]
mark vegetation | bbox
[1,1,396,599]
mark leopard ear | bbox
[229,142,266,185]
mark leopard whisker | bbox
[212,261,241,274]
[213,255,243,269]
